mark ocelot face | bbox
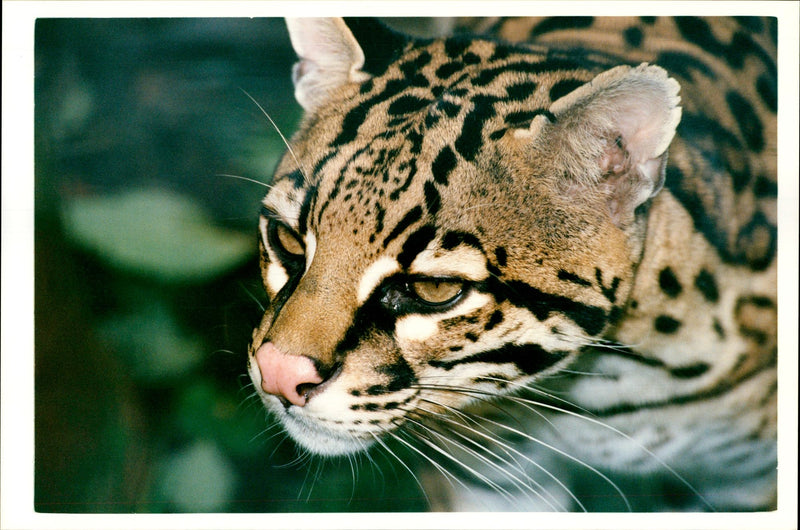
[246,88,642,456]
[247,20,679,457]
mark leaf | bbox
[62,188,254,282]
[98,299,204,382]
[157,440,236,512]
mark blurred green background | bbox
[33,17,436,513]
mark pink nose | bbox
[253,342,324,407]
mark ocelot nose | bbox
[253,342,324,407]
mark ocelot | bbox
[246,17,777,511]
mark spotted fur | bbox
[247,17,776,511]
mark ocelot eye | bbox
[408,278,464,306]
[268,220,305,259]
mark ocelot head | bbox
[247,18,681,456]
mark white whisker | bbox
[240,88,310,184]
[215,172,273,189]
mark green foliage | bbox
[155,440,237,512]
[61,188,254,283]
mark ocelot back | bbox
[246,17,777,511]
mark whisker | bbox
[402,416,520,506]
[386,429,473,497]
[215,172,273,189]
[417,397,584,512]
[240,88,310,184]
[369,431,431,509]
[412,402,565,511]
[501,394,714,511]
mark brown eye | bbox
[272,222,305,256]
[409,279,464,305]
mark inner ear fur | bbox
[528,63,682,227]
[286,17,371,112]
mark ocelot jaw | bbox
[246,290,576,457]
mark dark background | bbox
[33,17,439,513]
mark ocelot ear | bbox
[525,63,682,227]
[285,17,372,112]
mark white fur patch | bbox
[410,248,489,281]
[358,257,400,303]
[395,314,439,342]
[266,262,289,293]
[304,231,317,272]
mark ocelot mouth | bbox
[265,395,378,456]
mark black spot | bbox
[596,268,621,304]
[430,343,567,376]
[623,26,644,47]
[435,61,463,79]
[364,403,380,411]
[431,145,457,185]
[656,51,716,80]
[735,210,776,271]
[756,73,777,113]
[502,109,543,128]
[444,38,470,58]
[423,180,441,215]
[727,91,764,152]
[654,315,682,334]
[753,175,778,198]
[733,16,763,33]
[549,79,585,102]
[674,17,726,57]
[333,78,410,146]
[396,224,436,269]
[658,267,683,298]
[640,16,656,25]
[439,100,461,118]
[365,385,384,396]
[441,230,483,251]
[360,78,374,94]
[670,363,710,378]
[506,81,538,101]
[377,356,417,392]
[737,294,775,310]
[280,169,304,188]
[557,269,592,287]
[384,402,399,410]
[490,45,511,61]
[529,17,594,39]
[462,52,481,65]
[350,390,361,396]
[398,51,432,79]
[388,95,432,116]
[383,206,424,249]
[608,306,624,325]
[465,332,479,342]
[484,310,504,331]
[454,95,497,161]
[713,319,725,338]
[473,59,582,88]
[495,247,507,267]
[694,269,720,302]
